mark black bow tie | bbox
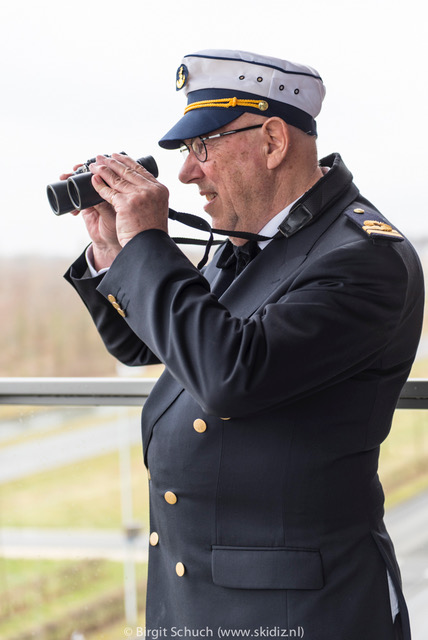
[217,240,261,277]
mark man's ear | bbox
[262,117,290,170]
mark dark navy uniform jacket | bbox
[65,154,424,640]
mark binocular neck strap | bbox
[168,208,274,269]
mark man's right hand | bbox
[60,164,122,271]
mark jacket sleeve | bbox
[95,229,422,416]
[64,249,161,367]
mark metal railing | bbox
[396,379,428,409]
[0,377,155,405]
[0,377,426,407]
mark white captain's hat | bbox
[159,49,326,149]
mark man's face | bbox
[178,116,270,243]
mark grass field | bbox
[380,357,428,505]
[0,556,147,640]
[0,443,149,530]
[381,408,428,506]
[0,408,149,639]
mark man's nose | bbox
[178,152,205,184]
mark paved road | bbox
[0,527,148,561]
[415,335,428,359]
[0,407,141,483]
[385,490,428,639]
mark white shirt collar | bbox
[257,167,330,250]
[257,196,300,250]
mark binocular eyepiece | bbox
[47,154,159,215]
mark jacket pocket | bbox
[212,545,324,590]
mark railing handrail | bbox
[0,377,156,405]
[396,378,428,409]
[0,377,427,408]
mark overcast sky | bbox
[1,0,426,258]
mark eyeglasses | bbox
[179,124,263,163]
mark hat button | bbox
[258,101,268,111]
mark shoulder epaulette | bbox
[345,207,404,243]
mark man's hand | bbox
[60,164,122,271]
[89,153,169,247]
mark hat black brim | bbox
[158,108,244,149]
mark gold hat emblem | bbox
[176,64,188,91]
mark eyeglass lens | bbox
[180,137,206,161]
[191,138,206,160]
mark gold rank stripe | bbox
[184,97,269,114]
[363,228,404,238]
[362,220,403,239]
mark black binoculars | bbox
[47,154,159,215]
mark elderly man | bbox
[65,50,423,640]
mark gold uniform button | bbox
[220,417,231,421]
[107,294,117,303]
[164,491,178,505]
[193,418,207,433]
[149,532,159,546]
[117,308,127,318]
[353,208,365,214]
[176,562,186,577]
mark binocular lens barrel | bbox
[47,180,76,216]
[47,155,159,215]
[67,172,103,211]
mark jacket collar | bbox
[277,152,354,238]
